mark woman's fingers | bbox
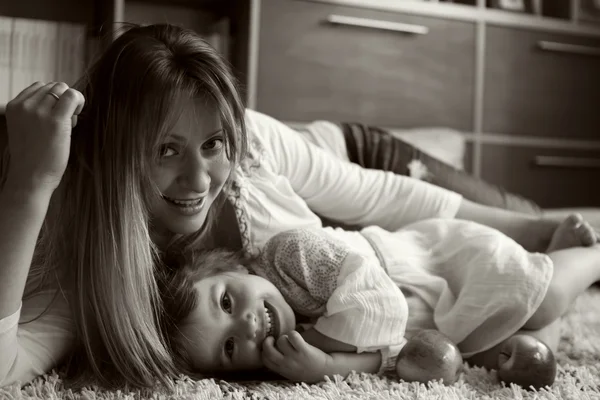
[39,82,71,111]
[9,81,46,103]
[21,82,61,111]
[53,88,85,121]
[4,81,84,192]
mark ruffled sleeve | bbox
[313,251,409,374]
[254,228,348,317]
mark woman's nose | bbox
[179,155,210,193]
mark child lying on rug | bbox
[159,217,599,388]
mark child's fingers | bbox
[262,352,284,374]
[286,331,306,351]
[262,337,284,364]
[276,335,296,355]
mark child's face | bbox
[179,270,296,373]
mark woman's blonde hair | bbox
[24,24,247,388]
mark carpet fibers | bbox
[2,288,599,400]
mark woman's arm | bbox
[0,187,52,320]
[0,83,84,386]
[1,82,83,320]
[248,110,462,231]
[0,289,74,386]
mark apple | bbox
[497,334,557,390]
[395,329,463,385]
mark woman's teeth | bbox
[163,195,206,215]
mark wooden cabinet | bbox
[248,0,600,207]
[483,26,600,140]
[480,144,600,208]
[255,0,476,130]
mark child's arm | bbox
[261,331,381,383]
[299,327,356,353]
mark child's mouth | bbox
[264,302,279,338]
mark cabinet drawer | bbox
[483,26,600,141]
[480,144,600,208]
[256,0,475,129]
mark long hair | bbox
[26,24,247,388]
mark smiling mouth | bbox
[264,302,279,338]
[162,195,204,206]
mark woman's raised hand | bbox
[5,82,85,194]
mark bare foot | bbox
[547,213,597,252]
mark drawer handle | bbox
[325,15,429,35]
[533,156,600,169]
[537,41,600,57]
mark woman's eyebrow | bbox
[206,128,224,138]
[166,134,186,143]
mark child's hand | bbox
[261,331,332,383]
[547,213,598,252]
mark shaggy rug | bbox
[2,287,600,400]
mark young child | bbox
[159,217,599,385]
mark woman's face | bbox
[150,99,232,235]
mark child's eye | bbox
[221,292,232,314]
[158,144,178,158]
[203,137,224,151]
[224,338,235,358]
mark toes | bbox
[578,221,596,246]
[566,213,584,228]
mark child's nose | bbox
[238,311,258,341]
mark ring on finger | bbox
[47,92,60,101]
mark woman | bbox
[0,24,595,389]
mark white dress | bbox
[252,221,553,375]
[362,219,553,357]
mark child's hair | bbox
[14,23,248,388]
[159,249,249,376]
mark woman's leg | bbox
[524,245,600,330]
[466,319,561,370]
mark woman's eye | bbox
[221,292,232,314]
[203,137,224,151]
[159,145,178,158]
[224,338,235,358]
